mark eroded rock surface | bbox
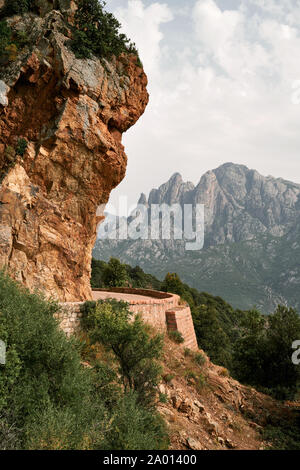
[0,6,148,300]
[158,337,297,450]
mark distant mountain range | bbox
[93,163,300,313]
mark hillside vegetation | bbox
[0,0,140,62]
[0,268,299,450]
[0,271,167,450]
[92,258,300,401]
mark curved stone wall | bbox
[57,288,198,351]
[92,287,176,300]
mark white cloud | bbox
[194,0,243,56]
[114,0,173,79]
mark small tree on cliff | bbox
[71,0,139,59]
[0,19,11,56]
[81,299,163,408]
[161,272,194,306]
[102,257,128,288]
[161,273,185,296]
[2,0,33,16]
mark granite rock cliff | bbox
[0,1,148,301]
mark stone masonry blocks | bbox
[57,289,198,351]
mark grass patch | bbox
[163,374,175,384]
[159,393,168,404]
[218,367,230,377]
[168,330,184,345]
[193,352,206,366]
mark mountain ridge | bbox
[94,163,300,312]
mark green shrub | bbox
[102,257,129,288]
[0,271,99,449]
[3,0,33,16]
[0,19,11,58]
[192,304,232,369]
[24,405,91,450]
[0,272,169,450]
[162,273,185,297]
[91,258,162,290]
[194,352,206,366]
[81,299,163,408]
[195,373,207,392]
[101,392,168,450]
[23,399,109,450]
[184,369,207,392]
[92,360,121,408]
[232,306,300,400]
[14,30,30,49]
[0,411,21,450]
[218,367,230,377]
[163,373,174,384]
[168,330,184,345]
[0,20,29,62]
[262,423,300,450]
[184,370,197,381]
[4,145,16,162]
[0,271,91,419]
[71,0,139,61]
[80,300,97,319]
[159,392,168,404]
[16,138,27,156]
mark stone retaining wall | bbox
[54,303,82,337]
[57,289,198,351]
[166,307,198,351]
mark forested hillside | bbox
[92,258,300,401]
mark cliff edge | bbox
[0,1,148,301]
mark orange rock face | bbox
[0,10,148,301]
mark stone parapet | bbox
[57,289,198,350]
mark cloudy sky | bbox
[106,0,300,213]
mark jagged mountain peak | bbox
[148,172,194,206]
[138,193,148,206]
[107,163,300,244]
[213,161,249,173]
[169,172,183,182]
[210,162,299,190]
[94,163,300,311]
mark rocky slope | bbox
[94,164,300,312]
[0,1,148,301]
[158,337,298,450]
